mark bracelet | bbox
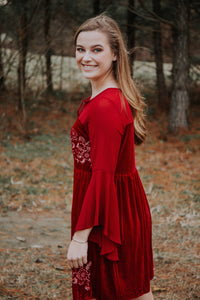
[72,237,88,244]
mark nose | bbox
[82,51,92,62]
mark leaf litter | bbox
[0,94,200,299]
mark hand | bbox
[67,240,88,268]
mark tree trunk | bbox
[169,0,190,133]
[44,0,53,93]
[18,2,28,122]
[0,37,5,91]
[127,0,135,76]
[93,0,100,15]
[152,0,166,108]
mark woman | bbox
[67,14,154,300]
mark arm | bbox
[74,99,124,261]
[68,98,124,267]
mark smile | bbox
[81,64,97,70]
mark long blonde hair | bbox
[74,14,147,144]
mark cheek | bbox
[76,53,82,66]
[99,52,114,65]
[101,57,114,69]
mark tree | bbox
[169,0,190,132]
[137,0,190,129]
[9,0,42,123]
[93,0,100,15]
[0,34,6,91]
[152,0,166,108]
[0,5,6,91]
[17,0,28,121]
[126,0,135,75]
[44,0,53,93]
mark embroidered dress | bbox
[70,88,154,300]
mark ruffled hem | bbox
[75,170,121,261]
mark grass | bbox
[2,134,70,162]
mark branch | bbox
[121,3,172,32]
[138,0,174,27]
[126,4,159,23]
[29,0,43,25]
[122,21,165,33]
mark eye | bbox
[93,48,102,53]
[76,47,85,52]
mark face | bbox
[75,30,116,82]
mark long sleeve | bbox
[74,97,124,261]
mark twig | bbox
[138,0,174,27]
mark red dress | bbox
[70,88,154,300]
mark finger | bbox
[78,258,84,268]
[83,256,87,265]
[68,260,73,268]
[73,260,79,269]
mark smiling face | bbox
[75,30,117,83]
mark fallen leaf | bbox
[54,265,65,271]
[16,236,26,242]
[11,177,23,185]
[35,258,43,263]
[30,244,44,249]
[152,285,167,292]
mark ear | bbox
[112,54,117,62]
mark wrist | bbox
[72,237,88,244]
[73,228,93,243]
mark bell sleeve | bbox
[74,98,124,261]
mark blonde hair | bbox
[74,14,147,144]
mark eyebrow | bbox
[76,44,104,48]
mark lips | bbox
[81,64,97,70]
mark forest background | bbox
[0,0,200,299]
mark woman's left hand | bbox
[67,240,88,268]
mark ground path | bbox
[0,95,199,299]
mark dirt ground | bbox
[0,93,199,299]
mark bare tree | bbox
[137,0,190,130]
[169,0,190,132]
[17,0,28,122]
[0,36,5,91]
[93,0,100,15]
[152,0,166,108]
[44,0,53,93]
[127,0,135,75]
[0,0,7,91]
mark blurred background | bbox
[0,1,199,299]
[0,0,199,132]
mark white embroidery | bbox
[72,261,92,291]
[71,128,91,164]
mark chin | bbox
[82,74,94,80]
[81,73,98,80]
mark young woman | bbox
[67,14,154,300]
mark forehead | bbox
[76,30,109,46]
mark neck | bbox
[90,74,118,99]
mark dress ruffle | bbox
[75,170,121,261]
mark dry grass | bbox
[0,92,199,299]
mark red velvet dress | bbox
[70,88,154,300]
